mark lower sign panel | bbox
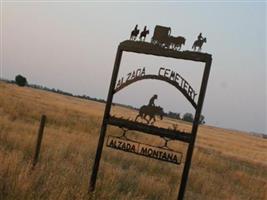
[106,136,182,165]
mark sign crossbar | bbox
[119,40,211,62]
[108,116,192,143]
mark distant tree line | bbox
[29,84,106,103]
[166,111,205,124]
[0,75,107,104]
[1,75,206,124]
[112,102,138,110]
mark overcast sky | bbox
[1,1,266,134]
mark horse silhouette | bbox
[169,36,186,50]
[135,105,164,125]
[130,26,140,40]
[192,38,207,51]
[139,26,149,41]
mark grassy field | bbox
[0,81,266,200]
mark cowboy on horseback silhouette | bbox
[139,26,149,41]
[198,33,204,41]
[130,24,140,40]
[192,32,207,51]
[148,94,158,107]
[135,94,164,124]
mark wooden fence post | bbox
[32,114,46,168]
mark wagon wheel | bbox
[155,41,161,46]
[151,38,157,45]
[164,43,170,49]
[154,40,162,47]
[162,43,167,49]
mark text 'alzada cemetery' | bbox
[90,25,212,200]
[116,67,198,104]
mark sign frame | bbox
[89,40,212,200]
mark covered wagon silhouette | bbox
[151,25,186,50]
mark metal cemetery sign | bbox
[89,25,212,200]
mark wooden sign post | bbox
[32,114,46,168]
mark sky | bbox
[1,1,266,134]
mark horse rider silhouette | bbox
[139,26,149,41]
[192,33,207,51]
[148,94,158,107]
[134,25,138,31]
[130,24,140,40]
[135,94,163,124]
[198,33,204,41]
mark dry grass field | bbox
[0,81,266,200]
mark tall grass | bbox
[0,82,266,200]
